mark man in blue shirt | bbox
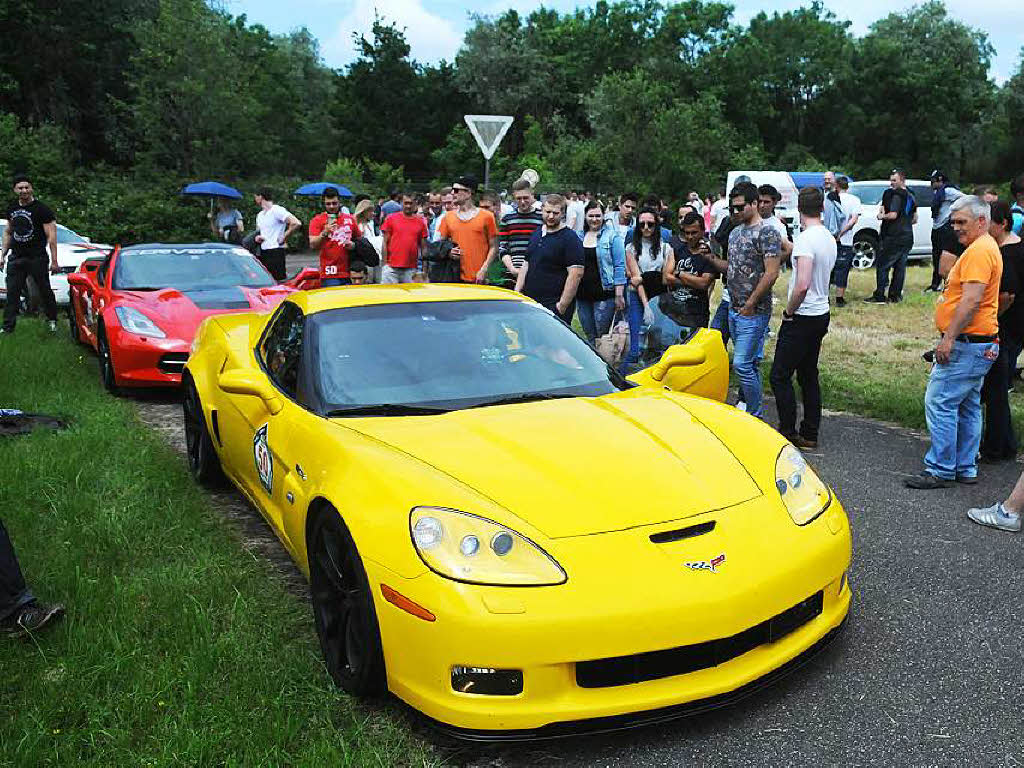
[515,194,584,322]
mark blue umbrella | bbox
[294,182,353,197]
[182,181,242,199]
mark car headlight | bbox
[410,506,566,586]
[114,306,166,338]
[775,444,831,525]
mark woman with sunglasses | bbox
[623,207,672,371]
[576,200,626,344]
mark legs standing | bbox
[728,309,771,419]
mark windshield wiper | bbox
[326,403,450,417]
[464,392,579,409]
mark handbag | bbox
[353,235,380,267]
[595,311,629,365]
[424,238,460,283]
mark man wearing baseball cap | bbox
[436,174,498,283]
[926,169,964,292]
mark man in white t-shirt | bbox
[757,184,794,262]
[565,190,587,235]
[253,187,301,280]
[709,190,729,239]
[769,187,837,450]
[831,176,861,306]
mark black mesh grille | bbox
[157,353,188,374]
[576,591,824,688]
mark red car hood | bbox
[115,285,294,341]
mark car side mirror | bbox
[66,273,92,289]
[650,345,707,382]
[218,369,283,415]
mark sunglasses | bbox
[639,221,657,229]
[730,203,748,213]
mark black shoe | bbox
[923,285,940,293]
[956,475,979,485]
[887,295,901,303]
[0,602,65,637]
[863,295,887,304]
[791,435,819,450]
[835,296,846,308]
[904,471,953,489]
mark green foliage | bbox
[0,114,74,188]
[323,156,410,196]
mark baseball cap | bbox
[453,174,479,193]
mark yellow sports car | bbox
[182,284,851,739]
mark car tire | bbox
[309,507,387,699]
[182,377,225,488]
[97,324,120,395]
[68,301,82,345]
[852,234,878,270]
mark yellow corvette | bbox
[182,284,851,739]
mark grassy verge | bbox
[0,319,442,766]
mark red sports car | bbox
[68,243,309,393]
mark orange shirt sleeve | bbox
[957,247,996,284]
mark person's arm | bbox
[998,290,1014,316]
[783,254,814,317]
[45,220,59,272]
[663,250,679,286]
[235,211,244,231]
[625,247,642,288]
[309,217,329,250]
[282,213,301,244]
[738,232,782,316]
[678,270,714,291]
[779,235,793,261]
[935,282,986,363]
[514,261,528,293]
[838,212,859,239]
[210,214,219,237]
[475,216,498,283]
[0,224,9,269]
[381,229,390,267]
[557,267,584,315]
[938,250,959,278]
[611,234,626,310]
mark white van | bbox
[725,171,799,233]
[846,180,934,269]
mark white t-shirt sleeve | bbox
[792,230,815,262]
[274,205,292,225]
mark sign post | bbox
[464,115,514,190]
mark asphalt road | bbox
[452,405,1024,767]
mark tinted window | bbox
[261,302,304,397]
[847,183,887,205]
[56,225,86,244]
[312,300,622,412]
[113,247,275,291]
[909,185,933,208]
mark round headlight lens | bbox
[491,532,514,556]
[459,535,480,556]
[412,516,443,549]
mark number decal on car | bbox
[253,423,273,493]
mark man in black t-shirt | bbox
[1,174,60,333]
[865,168,917,304]
[662,212,715,329]
[515,194,584,322]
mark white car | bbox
[846,180,935,270]
[0,221,110,306]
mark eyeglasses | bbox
[639,221,657,229]
[730,203,748,213]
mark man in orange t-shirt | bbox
[907,196,1002,489]
[436,174,498,283]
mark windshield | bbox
[313,300,624,412]
[56,225,86,244]
[848,183,887,205]
[113,247,275,291]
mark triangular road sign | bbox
[464,115,514,160]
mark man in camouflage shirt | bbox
[724,181,782,418]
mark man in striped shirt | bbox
[494,178,543,288]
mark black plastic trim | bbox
[649,521,715,543]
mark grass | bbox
[0,319,444,766]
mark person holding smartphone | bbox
[309,187,361,286]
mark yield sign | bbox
[464,115,514,160]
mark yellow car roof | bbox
[292,283,531,315]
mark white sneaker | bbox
[967,503,1021,532]
[47,321,57,332]
[736,401,747,412]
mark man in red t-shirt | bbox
[309,188,361,285]
[381,192,428,283]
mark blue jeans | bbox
[577,297,617,345]
[710,297,731,346]
[728,309,771,419]
[321,277,351,287]
[923,341,997,479]
[621,291,645,374]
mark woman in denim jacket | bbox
[576,200,626,344]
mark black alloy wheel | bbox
[97,326,119,395]
[309,509,386,698]
[182,378,224,487]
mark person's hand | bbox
[50,261,61,275]
[475,266,487,284]
[615,294,625,311]
[935,336,954,364]
[738,302,756,317]
[643,304,654,325]
[450,245,462,259]
[556,300,567,316]
[0,255,5,271]
[255,234,264,244]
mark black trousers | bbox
[0,518,31,621]
[258,248,287,281]
[981,337,1018,459]
[3,256,58,331]
[929,225,951,289]
[770,312,830,441]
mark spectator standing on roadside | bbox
[576,199,626,344]
[515,194,584,322]
[661,211,715,329]
[979,201,1024,462]
[687,191,703,214]
[722,181,782,419]
[348,261,369,285]
[437,175,498,284]
[607,193,637,239]
[865,169,916,304]
[210,197,243,243]
[1,518,64,637]
[381,192,428,284]
[925,170,964,292]
[976,186,999,205]
[309,187,361,286]
[254,187,300,281]
[709,188,729,240]
[1,175,60,334]
[906,196,1001,489]
[770,187,837,449]
[821,171,847,246]
[623,207,672,369]
[565,191,587,235]
[831,176,860,307]
[380,189,401,222]
[757,184,794,262]
[497,179,542,289]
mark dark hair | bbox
[729,182,758,205]
[400,190,417,201]
[635,207,662,253]
[322,186,340,199]
[641,194,661,210]
[837,176,850,190]
[1011,174,1024,200]
[353,194,370,205]
[12,173,30,186]
[798,187,824,216]
[620,192,638,205]
[584,199,605,230]
[757,184,781,202]
[389,187,400,198]
[479,189,500,207]
[511,178,532,193]
[990,200,1013,230]
[681,212,704,230]
[349,260,368,274]
[257,186,274,201]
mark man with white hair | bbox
[907,195,1003,489]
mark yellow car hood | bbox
[345,391,762,538]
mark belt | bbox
[954,334,997,343]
